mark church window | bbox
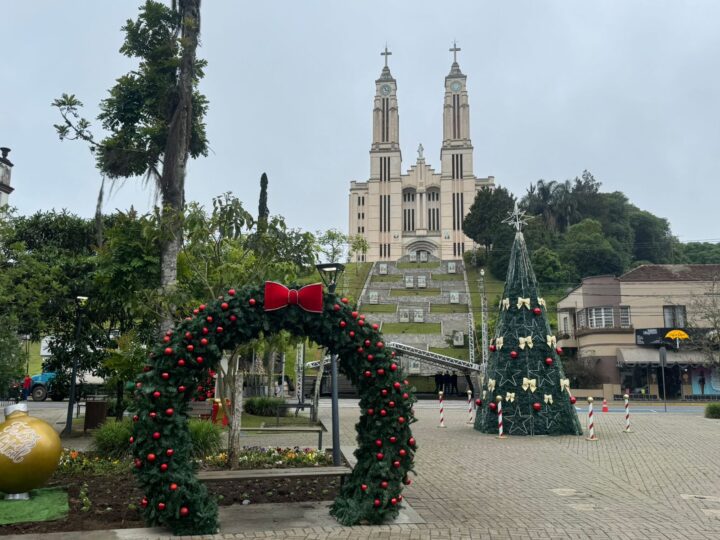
[452,94,461,139]
[380,157,391,182]
[451,154,464,180]
[381,98,390,142]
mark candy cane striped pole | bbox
[623,393,632,433]
[466,390,474,424]
[586,397,598,441]
[438,391,446,428]
[496,396,507,439]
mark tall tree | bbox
[258,172,269,233]
[463,186,516,252]
[317,229,347,263]
[53,0,207,330]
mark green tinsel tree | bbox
[475,205,582,436]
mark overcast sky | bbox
[2,1,719,242]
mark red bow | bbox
[264,282,324,313]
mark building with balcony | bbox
[557,264,720,399]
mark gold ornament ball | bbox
[0,404,62,495]
[587,397,594,403]
[623,394,630,400]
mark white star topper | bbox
[502,202,532,232]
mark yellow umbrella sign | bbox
[665,329,689,340]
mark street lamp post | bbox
[62,296,88,437]
[315,263,345,467]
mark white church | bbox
[348,45,495,263]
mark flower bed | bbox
[0,447,340,535]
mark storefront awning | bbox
[617,347,713,367]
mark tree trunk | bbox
[228,369,244,470]
[266,351,276,397]
[311,357,325,423]
[159,0,201,332]
[115,379,124,421]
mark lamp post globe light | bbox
[315,263,345,466]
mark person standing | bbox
[699,372,706,396]
[434,372,441,393]
[22,374,32,401]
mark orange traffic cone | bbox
[602,398,609,413]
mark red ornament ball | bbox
[404,478,412,486]
[135,382,142,389]
[364,339,371,347]
[391,497,398,505]
[351,311,358,318]
[402,392,410,399]
[152,391,161,399]
[489,402,497,412]
[170,483,178,491]
[333,303,340,311]
[141,497,148,507]
[161,372,170,380]
[545,357,553,366]
[377,341,384,348]
[200,338,209,346]
[489,344,497,352]
[367,408,375,416]
[510,350,518,359]
[221,302,229,311]
[186,344,194,352]
[475,398,482,406]
[364,370,372,378]
[372,323,379,330]
[399,449,407,457]
[380,409,387,417]
[340,321,347,328]
[164,347,173,356]
[135,459,143,469]
[393,460,401,468]
[193,309,199,315]
[199,304,206,311]
[570,396,577,405]
[374,499,381,507]
[160,463,168,472]
[533,307,542,315]
[375,439,383,447]
[388,401,396,408]
[129,436,134,444]
[177,359,186,367]
[376,452,384,460]
[147,453,156,462]
[230,315,237,322]
[358,320,365,327]
[165,408,174,416]
[178,385,187,393]
[179,506,189,517]
[367,354,374,362]
[398,416,406,424]
[228,288,236,296]
[163,336,170,343]
[377,368,385,376]
[381,389,388,397]
[341,297,349,304]
[249,298,256,306]
[390,363,398,372]
[133,415,139,422]
[408,437,416,446]
[166,448,174,457]
[349,331,355,338]
[533,402,542,411]
[152,431,161,440]
[389,436,397,443]
[157,502,166,511]
[381,480,388,489]
[394,382,402,390]
[216,326,224,334]
[357,347,364,354]
[361,484,368,492]
[556,347,564,355]
[196,356,204,364]
[185,331,192,339]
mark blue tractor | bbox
[30,372,65,401]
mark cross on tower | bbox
[381,44,392,67]
[450,40,461,63]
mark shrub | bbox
[91,418,133,459]
[243,396,287,417]
[705,403,720,419]
[188,419,223,458]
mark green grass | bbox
[430,273,463,281]
[396,261,440,269]
[429,347,469,360]
[390,288,441,297]
[240,412,317,428]
[431,304,469,313]
[381,322,442,334]
[337,262,373,304]
[371,274,402,282]
[360,304,397,313]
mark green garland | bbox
[131,284,418,535]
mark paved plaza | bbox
[4,401,720,539]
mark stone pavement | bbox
[5,402,720,539]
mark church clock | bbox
[451,81,461,92]
[381,84,391,95]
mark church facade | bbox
[348,47,495,262]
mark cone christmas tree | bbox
[475,205,582,436]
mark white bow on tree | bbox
[559,378,570,393]
[495,337,504,350]
[546,335,557,348]
[501,298,510,310]
[521,378,537,392]
[487,379,496,392]
[505,392,516,403]
[516,297,531,310]
[518,336,534,349]
[544,394,553,404]
[537,297,547,308]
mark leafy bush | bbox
[57,449,128,476]
[92,417,222,459]
[198,446,332,470]
[188,419,223,458]
[705,403,720,419]
[91,418,133,459]
[243,396,287,417]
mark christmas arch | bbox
[131,282,417,535]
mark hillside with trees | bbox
[463,170,720,287]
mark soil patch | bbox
[0,470,340,536]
